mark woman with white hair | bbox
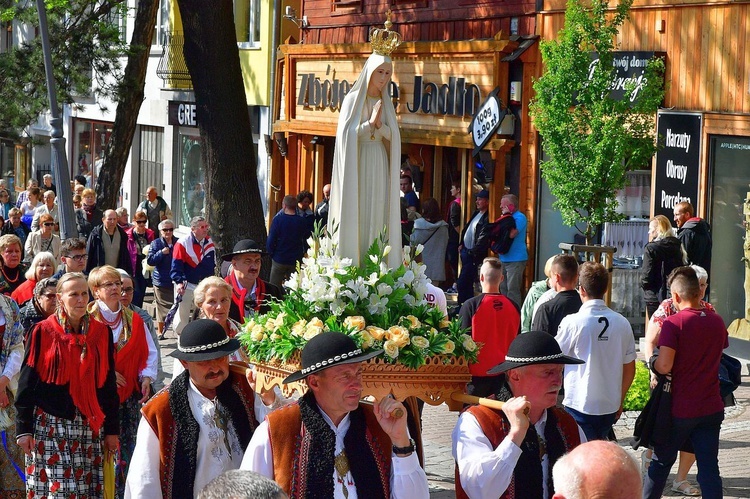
[10,251,55,306]
[641,264,712,497]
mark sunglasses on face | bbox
[136,220,147,224]
[162,228,174,232]
[43,222,55,227]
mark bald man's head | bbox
[552,441,641,499]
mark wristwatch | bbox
[392,438,415,456]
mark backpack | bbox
[484,214,516,255]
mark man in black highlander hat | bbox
[452,330,587,499]
[125,319,280,498]
[240,331,429,498]
[222,239,283,322]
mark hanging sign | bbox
[653,111,702,219]
[468,87,502,156]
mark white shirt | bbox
[241,405,429,499]
[97,300,158,380]
[556,299,637,415]
[452,409,587,499]
[124,379,273,498]
[463,211,484,250]
[424,282,448,317]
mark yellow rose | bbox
[271,312,287,332]
[439,318,451,329]
[462,335,477,352]
[387,326,410,348]
[251,324,264,337]
[343,315,367,331]
[383,339,399,358]
[366,326,386,341]
[250,328,265,342]
[308,317,324,329]
[411,335,429,349]
[303,325,324,340]
[442,340,456,354]
[405,315,421,330]
[360,330,374,349]
[270,333,281,341]
[291,319,307,337]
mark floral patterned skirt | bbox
[26,408,104,498]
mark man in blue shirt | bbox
[400,175,420,214]
[499,194,528,307]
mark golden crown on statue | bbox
[370,10,402,56]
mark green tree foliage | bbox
[0,0,128,138]
[530,0,665,243]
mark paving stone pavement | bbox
[153,317,750,499]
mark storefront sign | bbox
[168,101,198,127]
[589,51,664,103]
[653,111,702,219]
[468,88,502,155]
[297,72,483,117]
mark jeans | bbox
[457,247,479,306]
[500,259,526,308]
[564,406,618,441]
[643,411,724,499]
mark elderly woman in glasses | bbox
[11,251,56,307]
[16,272,119,497]
[87,265,158,497]
[0,189,13,220]
[19,277,58,334]
[24,214,61,263]
[125,210,155,308]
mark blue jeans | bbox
[643,411,724,499]
[564,406,617,441]
[457,247,479,306]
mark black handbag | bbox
[631,374,672,450]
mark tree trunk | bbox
[176,0,266,272]
[97,0,159,210]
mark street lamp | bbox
[34,0,78,240]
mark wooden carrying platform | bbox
[234,355,473,411]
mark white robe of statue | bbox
[328,52,402,269]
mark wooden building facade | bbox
[538,0,750,325]
[270,1,541,288]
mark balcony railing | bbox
[156,32,192,86]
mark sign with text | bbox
[468,88,502,155]
[168,101,198,127]
[589,51,665,103]
[653,111,702,219]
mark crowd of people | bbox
[0,173,729,499]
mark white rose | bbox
[303,325,324,340]
[462,335,477,352]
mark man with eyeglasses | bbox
[170,216,215,336]
[30,190,59,232]
[54,238,88,278]
[86,209,133,275]
[147,219,176,339]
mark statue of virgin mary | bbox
[327,41,402,269]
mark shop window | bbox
[138,126,164,200]
[72,119,113,189]
[234,0,261,48]
[708,135,750,326]
[175,133,205,228]
[331,0,361,16]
